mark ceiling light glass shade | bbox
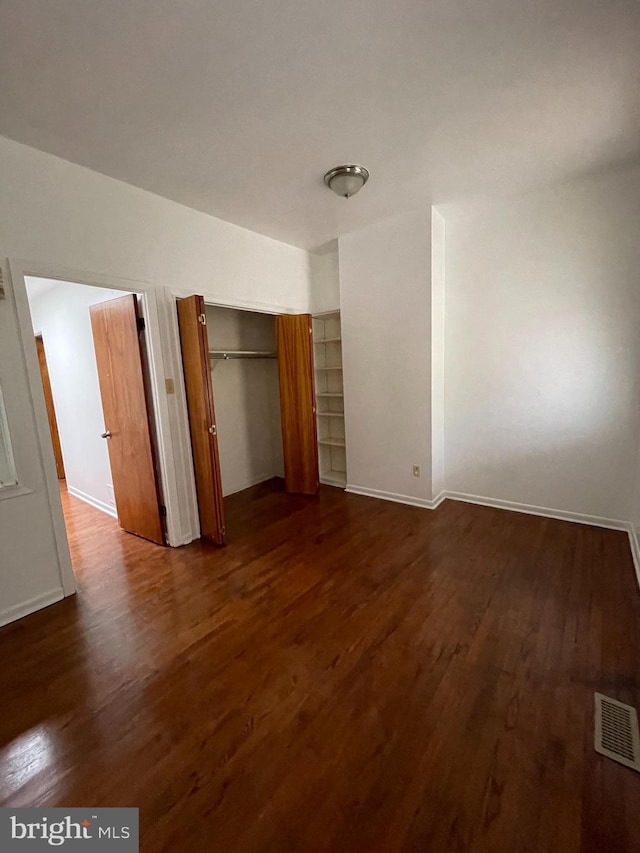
[324,165,369,198]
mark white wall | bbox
[0,135,311,626]
[339,209,434,504]
[0,266,69,627]
[206,306,283,496]
[0,137,311,312]
[444,165,640,522]
[26,278,128,515]
[309,242,340,314]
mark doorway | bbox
[206,303,285,539]
[207,305,284,491]
[24,276,166,570]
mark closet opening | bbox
[176,296,320,545]
[23,275,167,576]
[207,304,285,535]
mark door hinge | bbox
[137,316,146,332]
[198,313,207,326]
[159,505,167,517]
[208,424,217,435]
[309,327,312,334]
[220,525,226,537]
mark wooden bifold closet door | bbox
[176,295,226,545]
[276,313,319,495]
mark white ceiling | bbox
[1,1,639,249]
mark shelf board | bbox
[315,366,343,371]
[317,411,344,418]
[318,437,346,447]
[314,337,342,344]
[316,392,343,398]
[320,472,347,488]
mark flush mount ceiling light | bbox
[324,164,370,199]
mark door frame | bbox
[170,285,302,318]
[171,289,314,503]
[9,258,192,591]
[34,334,66,480]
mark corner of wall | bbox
[430,206,446,499]
[309,241,340,315]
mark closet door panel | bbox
[276,314,319,495]
[177,295,226,545]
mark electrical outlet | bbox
[413,465,421,477]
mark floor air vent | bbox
[594,693,640,772]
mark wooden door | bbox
[90,294,165,545]
[276,314,319,495]
[35,335,65,480]
[176,295,226,545]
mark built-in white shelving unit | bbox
[313,310,346,488]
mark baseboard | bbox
[0,587,65,628]
[443,490,630,532]
[431,491,447,509]
[67,485,118,519]
[343,483,639,594]
[222,473,284,498]
[320,474,347,489]
[345,484,628,530]
[346,484,445,510]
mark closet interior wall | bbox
[205,305,283,496]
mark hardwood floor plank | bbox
[1,481,639,851]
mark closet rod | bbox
[209,350,277,360]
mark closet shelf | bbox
[316,392,343,398]
[318,437,346,447]
[315,366,343,371]
[321,471,347,488]
[317,411,344,418]
[314,337,342,344]
[209,350,277,360]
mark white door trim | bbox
[170,285,300,316]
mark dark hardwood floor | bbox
[1,480,640,852]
